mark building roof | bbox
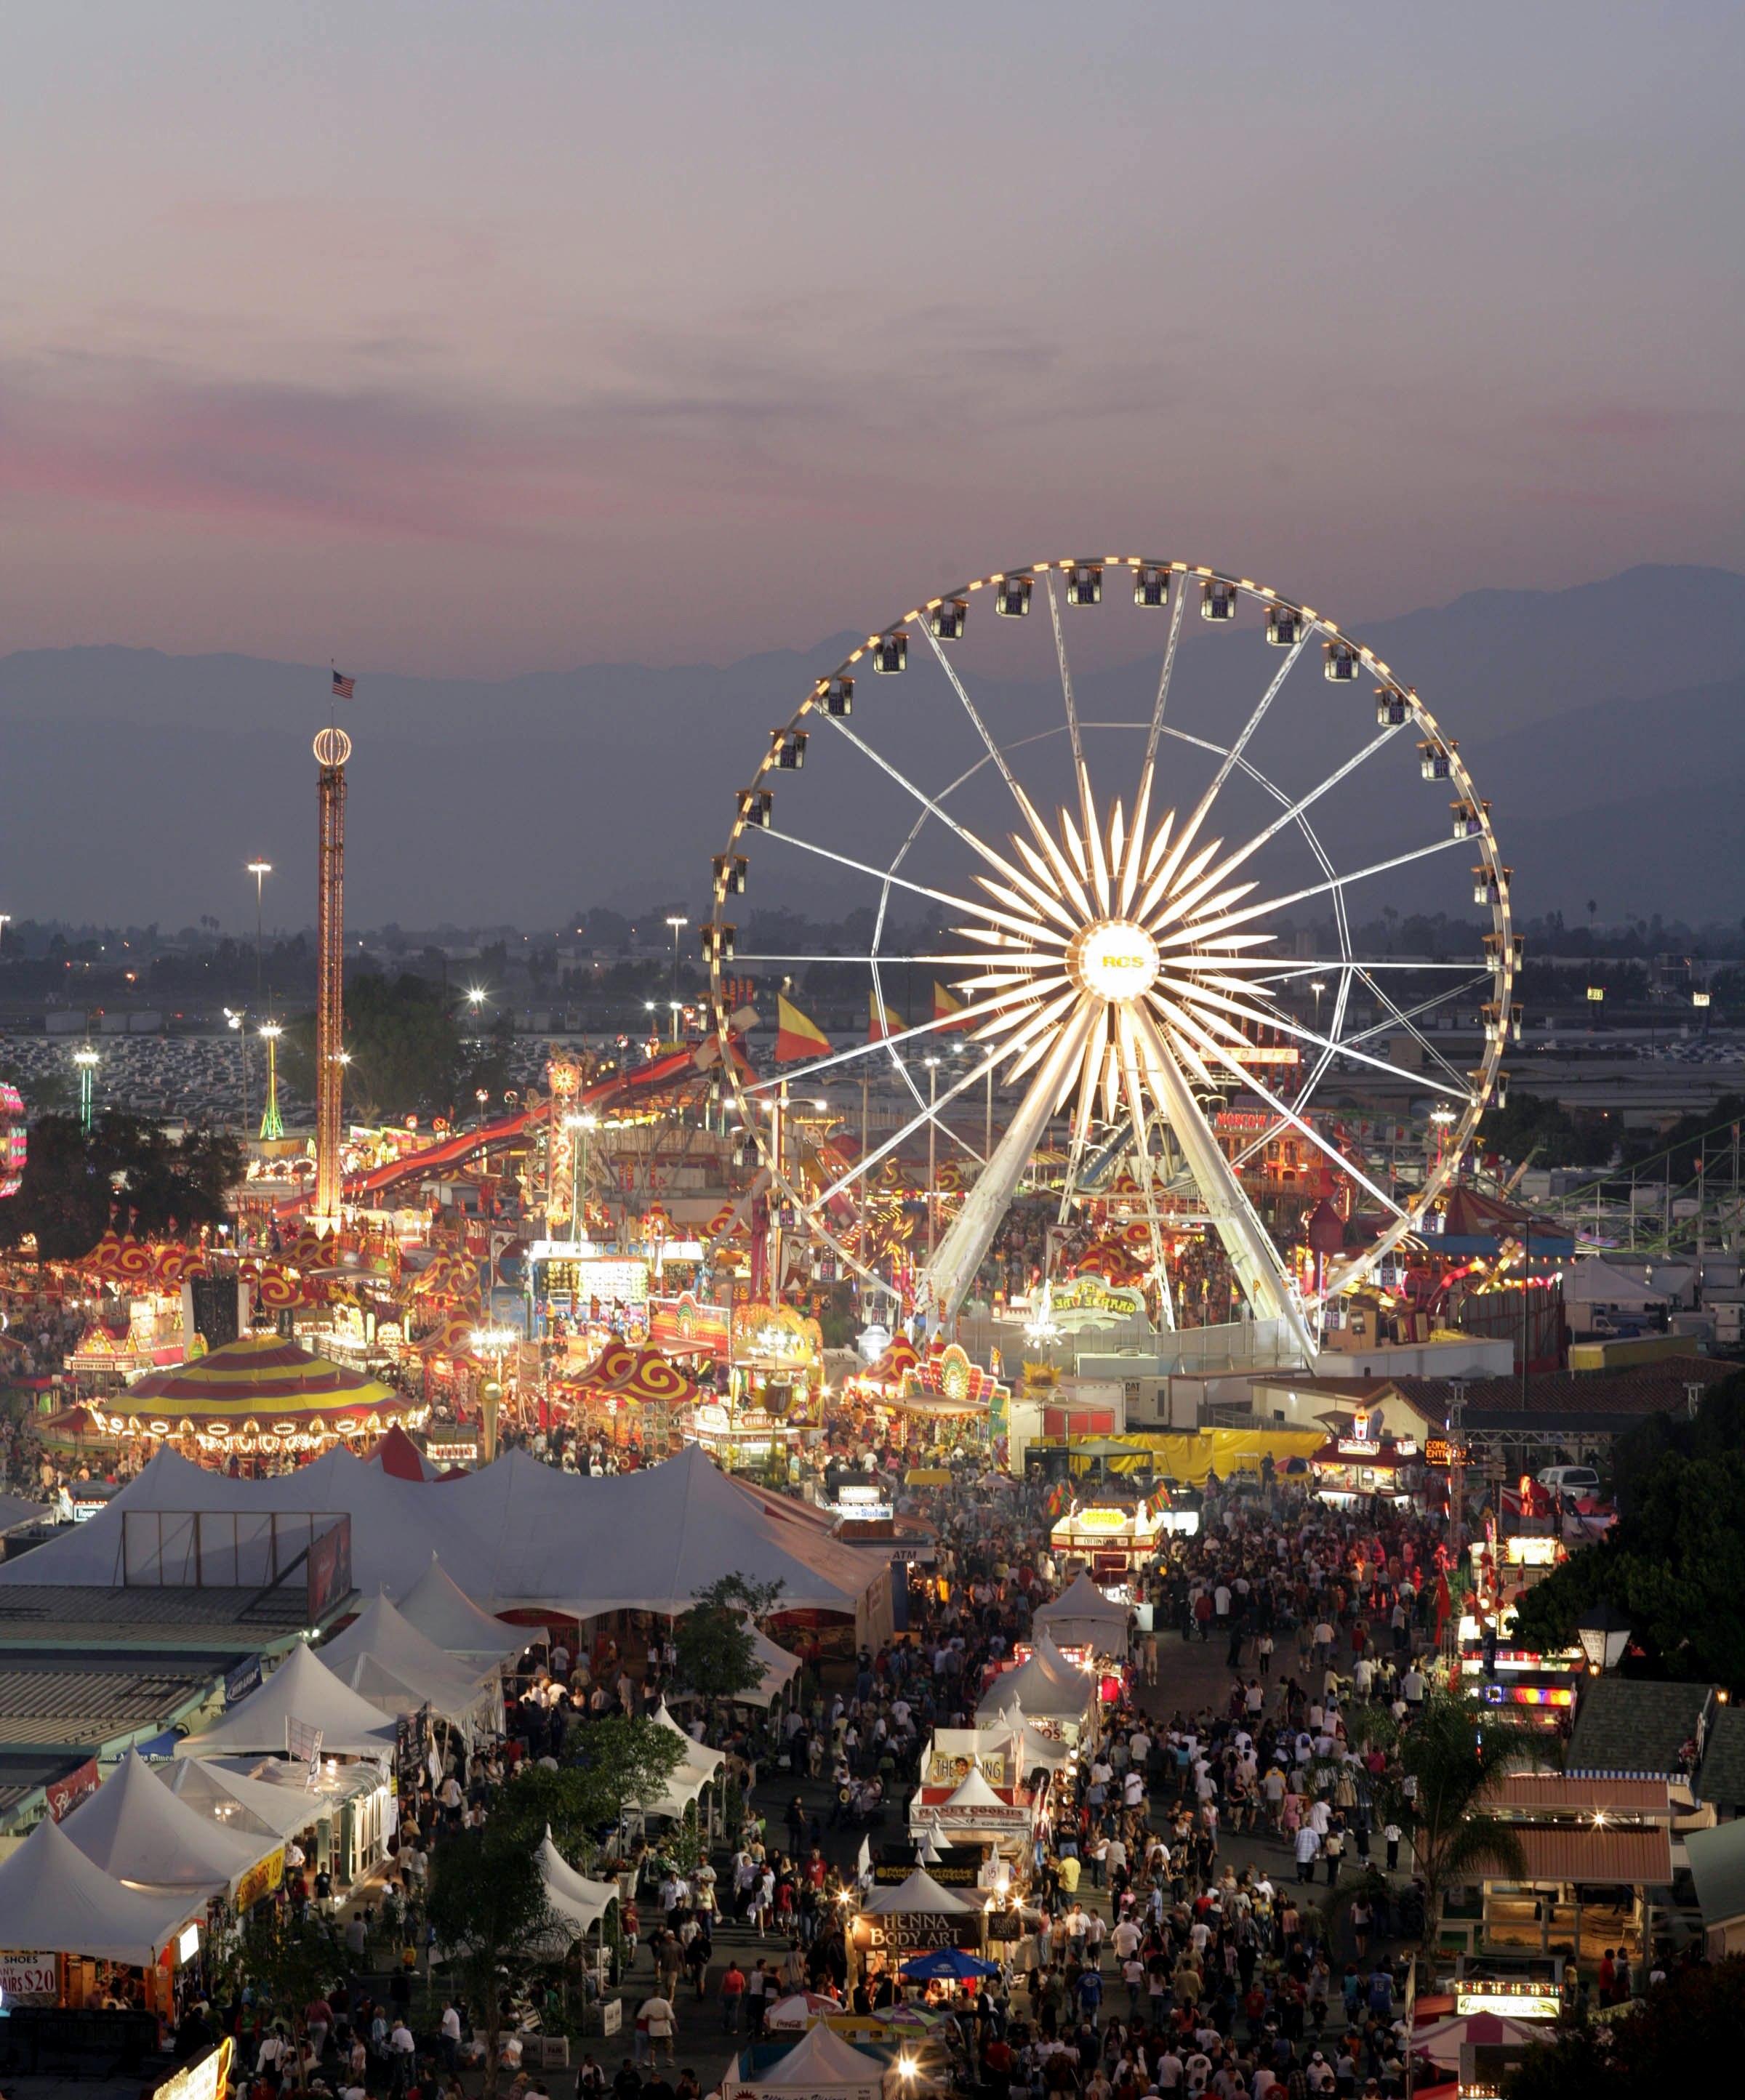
[1568,1678,1716,1779]
[0,1750,93,1829]
[1696,1705,1745,1811]
[0,1652,226,1757]
[1510,1825,1674,1886]
[1685,1819,1745,1929]
[0,1582,314,1652]
[1264,1358,1731,1436]
[1498,1772,1672,1817]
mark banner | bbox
[0,1954,57,2001]
[306,1516,353,1622]
[233,1848,285,1910]
[45,1757,100,1822]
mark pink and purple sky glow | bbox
[2,1,1741,675]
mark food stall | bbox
[1308,1409,1426,1510]
[1048,1494,1167,1580]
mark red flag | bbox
[775,995,831,1063]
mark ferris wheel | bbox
[706,557,1517,1357]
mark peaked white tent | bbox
[723,2016,890,2100]
[60,1747,271,1897]
[0,1814,201,1965]
[634,1701,726,1818]
[396,1555,528,1670]
[976,1650,1091,1724]
[319,1591,503,1739]
[174,1640,397,1760]
[161,1755,331,1841]
[1564,1255,1669,1310]
[1033,1572,1130,1654]
[859,1867,979,1917]
[536,1830,619,1940]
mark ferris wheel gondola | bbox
[707,557,1515,1356]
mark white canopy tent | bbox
[536,1830,619,1941]
[976,1650,1091,1725]
[723,2016,891,2100]
[1032,1573,1130,1655]
[1563,1255,1670,1311]
[0,1814,201,1966]
[395,1554,529,1671]
[174,1640,397,1761]
[633,1702,726,1819]
[859,1867,979,1918]
[319,1591,503,1741]
[60,1747,272,1898]
[161,1755,332,1842]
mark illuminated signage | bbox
[1455,1986,1559,2020]
[177,1921,201,1963]
[153,2039,236,2100]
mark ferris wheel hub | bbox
[1066,918,1160,1002]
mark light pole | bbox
[258,1023,284,1140]
[665,915,688,1015]
[471,1324,518,1463]
[924,1055,941,1267]
[0,914,10,958]
[225,1007,247,1138]
[1310,979,1325,1031]
[73,1044,99,1135]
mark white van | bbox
[1537,1465,1600,1498]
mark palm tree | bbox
[1397,1689,1543,1941]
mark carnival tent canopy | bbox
[1411,2010,1549,2065]
[939,1766,1007,1813]
[60,1747,269,1896]
[724,2016,889,2100]
[0,1813,199,1966]
[174,1640,397,1761]
[396,1555,528,1671]
[1563,1255,1669,1308]
[161,1755,331,1842]
[566,1342,705,1409]
[319,1591,502,1737]
[366,1425,442,1481]
[859,1867,979,1917]
[976,1648,1091,1724]
[536,1830,618,1939]
[103,1332,404,1439]
[0,1488,47,1534]
[1032,1572,1130,1654]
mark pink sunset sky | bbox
[2,0,1741,675]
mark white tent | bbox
[60,1747,270,1898]
[635,1702,725,1817]
[1563,1255,1669,1310]
[536,1830,619,1940]
[319,1591,503,1739]
[723,2016,889,2100]
[976,1650,1091,1723]
[859,1867,979,1917]
[1033,1572,1130,1655]
[161,1755,330,1842]
[745,1623,803,1708]
[0,1814,201,1966]
[396,1554,528,1670]
[174,1640,397,1760]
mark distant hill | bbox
[0,564,1739,928]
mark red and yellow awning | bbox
[102,1332,407,1444]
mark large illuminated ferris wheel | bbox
[707,557,1517,1357]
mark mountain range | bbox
[0,562,1739,933]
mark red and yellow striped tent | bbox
[102,1332,408,1444]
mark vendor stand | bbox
[849,1867,984,1986]
[1309,1408,1426,1510]
[1048,1494,1166,1582]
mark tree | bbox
[0,1111,242,1260]
[425,1827,562,2100]
[283,972,466,1122]
[1504,1956,1745,2097]
[484,1715,686,1863]
[1386,1691,1541,1942]
[233,1904,342,2091]
[673,1575,786,1714]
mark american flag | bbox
[332,670,356,699]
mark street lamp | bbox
[0,914,11,957]
[471,1324,519,1464]
[73,1044,100,1134]
[1310,979,1325,1029]
[257,1022,284,1140]
[665,915,688,1009]
[1576,1601,1631,1676]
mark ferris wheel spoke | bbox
[1162,1001,1407,1220]
[1351,965,1484,1090]
[1159,834,1469,950]
[1338,971,1492,1057]
[818,715,1030,892]
[1146,627,1312,908]
[815,1026,1034,1211]
[1141,581,1189,779]
[1126,1001,1315,1358]
[742,984,1045,1095]
[1171,981,1475,1103]
[1115,1010,1176,1329]
[918,1000,1100,1324]
[1154,724,1406,936]
[1055,1020,1112,1228]
[756,829,986,921]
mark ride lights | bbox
[1419,740,1455,781]
[822,675,854,717]
[713,855,747,898]
[737,788,773,828]
[1324,640,1359,681]
[872,631,908,675]
[702,924,736,963]
[994,575,1032,618]
[1134,564,1170,608]
[774,730,808,771]
[1200,578,1237,621]
[929,598,968,641]
[1484,933,1524,975]
[1265,604,1303,647]
[1067,563,1102,606]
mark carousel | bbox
[89,1332,421,1462]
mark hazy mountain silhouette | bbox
[1,563,1739,929]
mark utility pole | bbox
[1446,1377,1468,1576]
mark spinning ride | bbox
[707,558,1515,1356]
